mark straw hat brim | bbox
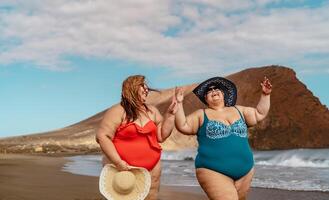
[99,164,151,200]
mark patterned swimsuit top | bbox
[205,106,248,139]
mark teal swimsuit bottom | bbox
[195,107,254,181]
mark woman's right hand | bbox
[167,91,178,115]
[115,160,130,171]
[175,87,184,103]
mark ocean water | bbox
[62,148,329,192]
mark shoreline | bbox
[1,154,329,200]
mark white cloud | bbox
[180,0,257,12]
[0,0,329,76]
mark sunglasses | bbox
[140,83,160,93]
[206,86,221,95]
[141,83,149,90]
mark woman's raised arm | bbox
[175,87,202,135]
[238,77,272,127]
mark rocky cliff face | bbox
[231,67,329,149]
[155,66,329,150]
[1,66,328,153]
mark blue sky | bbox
[1,0,328,137]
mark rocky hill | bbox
[1,66,328,153]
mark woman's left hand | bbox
[261,76,272,95]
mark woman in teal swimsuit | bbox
[175,76,272,200]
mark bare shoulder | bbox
[103,103,125,122]
[235,105,255,115]
[195,108,204,115]
[97,103,125,139]
[235,105,245,110]
[188,109,204,130]
[189,109,204,119]
[235,105,249,112]
[147,104,159,112]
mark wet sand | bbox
[0,154,328,200]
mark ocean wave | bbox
[161,149,197,160]
[252,178,329,192]
[254,148,329,168]
[62,151,329,192]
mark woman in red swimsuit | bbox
[96,75,177,200]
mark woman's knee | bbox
[145,176,160,200]
[237,186,250,199]
[150,161,161,184]
[235,181,251,197]
[145,189,158,200]
[235,168,254,198]
[216,192,239,200]
[145,161,161,200]
[196,168,238,200]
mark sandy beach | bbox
[1,154,328,200]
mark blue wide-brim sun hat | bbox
[192,77,237,106]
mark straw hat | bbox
[99,164,151,200]
[193,77,237,106]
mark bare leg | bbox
[145,160,161,200]
[196,168,238,200]
[234,168,255,200]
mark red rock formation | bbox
[0,66,328,153]
[230,66,329,149]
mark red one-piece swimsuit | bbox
[112,120,162,171]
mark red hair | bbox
[120,75,150,122]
